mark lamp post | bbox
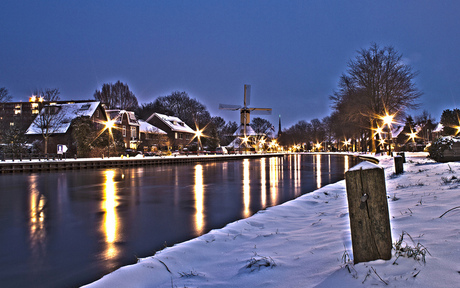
[382,114,394,155]
[195,129,202,154]
[105,120,114,158]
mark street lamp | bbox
[381,113,394,155]
[105,120,114,158]
[195,129,203,154]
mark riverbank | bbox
[0,153,285,173]
[83,152,460,287]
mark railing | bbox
[0,152,73,162]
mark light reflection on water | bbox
[243,159,251,218]
[102,170,119,262]
[28,175,46,262]
[0,154,359,288]
[194,164,204,236]
[315,154,322,189]
[260,158,267,208]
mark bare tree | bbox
[149,91,211,129]
[34,88,61,101]
[94,81,138,111]
[31,105,68,154]
[251,117,273,135]
[330,43,422,152]
[0,87,12,102]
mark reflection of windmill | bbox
[219,84,272,137]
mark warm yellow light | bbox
[195,129,202,138]
[315,143,321,149]
[407,130,418,142]
[375,127,383,134]
[382,113,394,126]
[105,120,114,129]
[343,139,350,146]
[455,126,460,135]
[379,139,386,146]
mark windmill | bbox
[219,85,272,138]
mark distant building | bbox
[105,109,140,149]
[0,98,100,139]
[138,119,168,152]
[145,112,195,150]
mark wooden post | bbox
[345,161,392,264]
[397,152,406,163]
[394,155,404,174]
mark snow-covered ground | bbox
[83,152,460,287]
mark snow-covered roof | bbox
[106,109,139,126]
[150,113,195,133]
[391,125,405,138]
[433,122,444,133]
[138,120,167,134]
[26,102,101,135]
[232,124,257,136]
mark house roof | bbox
[391,125,405,138]
[148,112,195,133]
[433,122,444,133]
[138,120,167,135]
[233,124,257,136]
[106,109,140,126]
[26,101,101,135]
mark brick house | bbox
[105,110,140,149]
[25,101,107,154]
[138,119,168,152]
[145,112,196,151]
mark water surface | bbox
[0,154,359,287]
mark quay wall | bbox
[0,153,285,173]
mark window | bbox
[80,104,91,110]
[10,122,14,127]
[175,132,177,139]
[96,110,100,117]
[122,125,126,137]
[131,127,137,140]
[179,133,183,139]
[185,134,190,140]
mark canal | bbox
[0,154,360,287]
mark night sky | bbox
[1,0,459,128]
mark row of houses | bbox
[0,99,198,154]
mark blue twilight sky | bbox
[1,0,459,128]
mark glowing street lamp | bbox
[315,143,321,151]
[195,129,203,152]
[380,113,395,154]
[105,120,114,158]
[343,139,350,151]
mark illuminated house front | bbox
[145,112,195,151]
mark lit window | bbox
[10,122,14,126]
[131,127,137,140]
[122,126,126,137]
[14,110,21,115]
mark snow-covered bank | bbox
[83,152,460,287]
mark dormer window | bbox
[80,104,91,110]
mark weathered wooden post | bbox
[396,152,405,163]
[394,155,404,174]
[345,161,392,264]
